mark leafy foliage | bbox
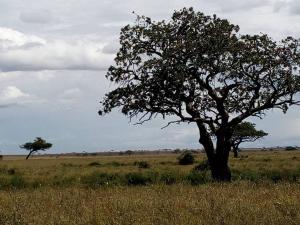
[20,137,52,160]
[231,122,268,156]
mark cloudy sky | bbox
[0,0,300,154]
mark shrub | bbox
[0,167,15,175]
[125,172,151,185]
[108,161,125,167]
[193,160,210,172]
[185,171,209,185]
[160,171,179,185]
[178,151,195,165]
[61,163,81,167]
[267,171,282,183]
[285,146,297,151]
[7,168,15,175]
[0,155,3,160]
[159,161,173,165]
[134,161,151,169]
[173,149,181,154]
[124,150,134,155]
[88,162,101,167]
[261,158,272,162]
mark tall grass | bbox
[0,151,300,224]
[0,151,299,189]
[0,183,299,225]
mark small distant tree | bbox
[285,146,297,151]
[20,137,52,160]
[231,122,268,157]
[125,150,134,155]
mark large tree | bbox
[99,8,300,181]
[231,122,268,158]
[20,137,52,160]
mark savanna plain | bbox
[0,150,300,225]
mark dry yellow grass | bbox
[0,182,299,225]
[1,150,300,177]
[0,151,300,224]
[0,151,299,188]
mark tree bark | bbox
[209,156,232,181]
[233,147,239,158]
[26,151,34,160]
[197,122,232,182]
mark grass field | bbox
[0,150,300,224]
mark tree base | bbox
[210,162,232,182]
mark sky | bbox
[0,0,300,154]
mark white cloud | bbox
[0,27,46,51]
[0,86,41,107]
[0,27,114,72]
[0,86,29,100]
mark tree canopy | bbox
[231,122,268,157]
[20,137,52,160]
[99,8,300,181]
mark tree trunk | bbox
[26,151,33,160]
[197,122,232,182]
[233,147,238,158]
[209,156,231,181]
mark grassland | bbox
[0,150,300,224]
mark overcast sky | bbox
[0,0,300,154]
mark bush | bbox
[108,161,125,167]
[7,168,15,175]
[159,161,174,165]
[0,155,3,160]
[124,150,134,155]
[88,162,101,167]
[173,149,181,154]
[185,171,209,185]
[193,160,210,172]
[134,161,151,169]
[61,163,81,167]
[125,172,151,185]
[285,146,297,151]
[178,151,195,165]
[261,158,271,162]
[160,171,179,185]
